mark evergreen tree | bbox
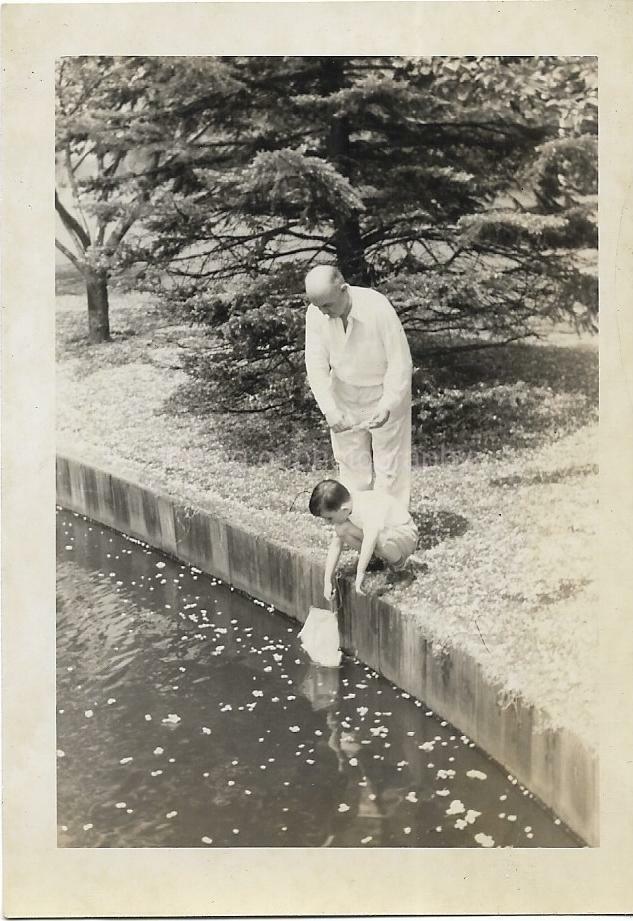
[57,56,597,413]
[129,55,597,415]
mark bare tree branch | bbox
[55,239,85,274]
[55,189,91,251]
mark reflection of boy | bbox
[309,479,419,598]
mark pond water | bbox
[56,509,579,848]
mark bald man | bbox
[304,265,413,507]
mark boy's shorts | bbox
[376,520,418,563]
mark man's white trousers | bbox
[329,378,412,508]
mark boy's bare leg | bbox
[335,521,364,551]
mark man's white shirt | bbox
[305,285,412,423]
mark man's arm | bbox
[374,298,413,417]
[304,305,342,425]
[323,534,343,600]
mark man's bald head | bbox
[305,265,350,319]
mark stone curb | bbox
[56,453,598,845]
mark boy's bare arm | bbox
[355,527,380,594]
[323,535,343,600]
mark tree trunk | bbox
[323,61,370,286]
[86,270,111,343]
[333,215,370,285]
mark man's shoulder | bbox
[350,285,393,317]
[306,302,326,325]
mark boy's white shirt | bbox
[347,489,412,534]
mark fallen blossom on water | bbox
[119,757,133,765]
[419,741,434,751]
[162,714,181,724]
[507,814,517,822]
[201,836,213,844]
[289,725,300,733]
[145,714,152,721]
[166,811,177,819]
[57,750,65,758]
[466,769,487,780]
[405,791,418,803]
[83,823,93,831]
[338,803,350,813]
[153,747,164,755]
[435,789,450,797]
[446,800,465,815]
[151,770,163,777]
[404,827,412,835]
[475,833,495,847]
[361,836,373,844]
[84,710,94,718]
[202,727,212,735]
[437,769,455,780]
[107,698,116,705]
[465,810,481,824]
[115,802,126,809]
[455,818,468,830]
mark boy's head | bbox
[309,479,352,524]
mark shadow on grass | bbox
[413,338,598,403]
[489,463,598,488]
[411,508,470,550]
[502,577,592,607]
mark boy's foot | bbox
[365,556,386,573]
[408,554,428,575]
[386,567,415,590]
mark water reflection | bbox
[56,509,579,848]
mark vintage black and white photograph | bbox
[54,54,598,850]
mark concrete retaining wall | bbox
[56,454,598,845]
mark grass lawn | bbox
[56,272,598,747]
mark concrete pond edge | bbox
[56,453,598,845]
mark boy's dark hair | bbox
[309,479,351,517]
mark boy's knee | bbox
[375,534,404,564]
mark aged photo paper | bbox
[2,0,633,916]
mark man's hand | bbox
[357,408,390,431]
[329,413,353,433]
[323,579,334,602]
[368,408,390,429]
[355,575,366,596]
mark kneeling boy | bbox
[309,479,419,599]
